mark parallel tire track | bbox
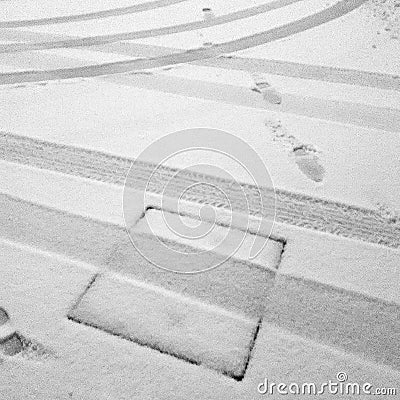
[0,0,303,53]
[199,57,400,91]
[101,73,400,132]
[0,0,187,28]
[0,0,368,85]
[1,132,398,248]
[1,29,398,90]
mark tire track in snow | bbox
[102,73,400,132]
[199,57,400,91]
[2,30,398,90]
[1,132,398,248]
[0,0,368,85]
[0,0,187,28]
[0,0,303,54]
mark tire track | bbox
[93,41,400,90]
[0,0,368,85]
[2,29,398,90]
[199,57,400,91]
[1,132,398,248]
[0,0,303,54]
[102,73,400,132]
[0,0,187,28]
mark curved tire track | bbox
[2,29,398,90]
[1,131,398,248]
[0,0,368,85]
[0,0,187,29]
[0,0,303,53]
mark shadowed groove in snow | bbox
[0,0,368,84]
[0,0,187,28]
[1,30,397,90]
[0,0,303,53]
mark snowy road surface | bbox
[1,0,399,398]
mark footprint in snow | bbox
[0,307,21,356]
[251,73,282,105]
[0,307,54,360]
[293,145,325,183]
[265,119,326,183]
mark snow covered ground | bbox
[237,0,400,74]
[0,0,181,22]
[1,0,399,398]
[0,77,398,212]
[0,0,398,74]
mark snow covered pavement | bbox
[0,0,399,398]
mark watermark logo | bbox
[123,128,276,274]
[257,372,398,396]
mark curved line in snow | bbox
[0,0,303,53]
[0,0,368,85]
[0,0,187,28]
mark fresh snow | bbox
[1,1,399,398]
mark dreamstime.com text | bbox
[257,372,397,396]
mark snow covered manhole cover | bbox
[123,128,277,274]
[129,207,284,273]
[68,274,261,380]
